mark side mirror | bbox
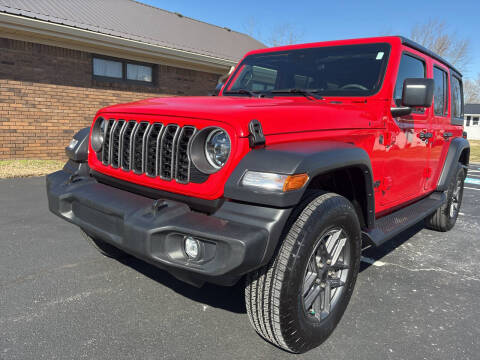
[402,78,434,107]
[391,78,434,118]
[210,82,225,96]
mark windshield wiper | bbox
[223,89,260,97]
[269,88,323,100]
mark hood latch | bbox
[248,119,266,148]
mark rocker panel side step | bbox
[362,192,446,247]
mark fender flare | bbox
[65,127,90,162]
[224,140,375,228]
[437,137,470,192]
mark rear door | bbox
[381,50,431,207]
[425,63,450,190]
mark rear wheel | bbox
[245,192,361,353]
[426,164,465,232]
[81,230,127,259]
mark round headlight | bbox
[91,117,106,152]
[189,127,231,174]
[204,129,231,169]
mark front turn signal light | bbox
[283,173,309,192]
[241,171,309,192]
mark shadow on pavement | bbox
[117,255,247,314]
[360,220,425,272]
[113,220,427,314]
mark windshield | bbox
[224,43,391,97]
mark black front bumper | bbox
[46,169,291,286]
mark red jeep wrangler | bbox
[47,36,470,353]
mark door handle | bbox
[443,132,453,140]
[419,132,433,141]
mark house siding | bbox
[464,113,480,141]
[0,38,220,160]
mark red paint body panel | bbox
[88,36,464,216]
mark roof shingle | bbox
[0,0,265,62]
[465,104,480,115]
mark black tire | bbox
[245,192,361,353]
[81,230,127,259]
[426,164,465,232]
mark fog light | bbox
[184,236,200,259]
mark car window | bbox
[233,65,278,92]
[393,53,426,107]
[451,75,463,119]
[226,43,391,97]
[433,67,448,116]
[294,74,315,88]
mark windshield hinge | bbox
[248,119,266,148]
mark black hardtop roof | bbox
[399,36,462,77]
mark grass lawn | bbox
[0,159,64,179]
[470,140,480,164]
[0,140,478,179]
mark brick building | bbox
[0,0,264,159]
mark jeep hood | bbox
[98,96,381,137]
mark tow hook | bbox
[152,199,168,216]
[66,173,88,185]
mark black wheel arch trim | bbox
[437,137,470,192]
[224,140,375,229]
[65,127,90,162]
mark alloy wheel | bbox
[302,227,351,321]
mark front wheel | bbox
[245,192,361,353]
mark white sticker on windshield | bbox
[376,52,384,60]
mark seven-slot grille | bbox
[99,119,201,184]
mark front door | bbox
[381,50,431,207]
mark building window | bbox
[93,58,123,79]
[126,63,153,82]
[466,116,471,126]
[474,117,479,126]
[93,56,154,84]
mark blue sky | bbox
[140,0,479,78]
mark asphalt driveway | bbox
[1,166,479,360]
